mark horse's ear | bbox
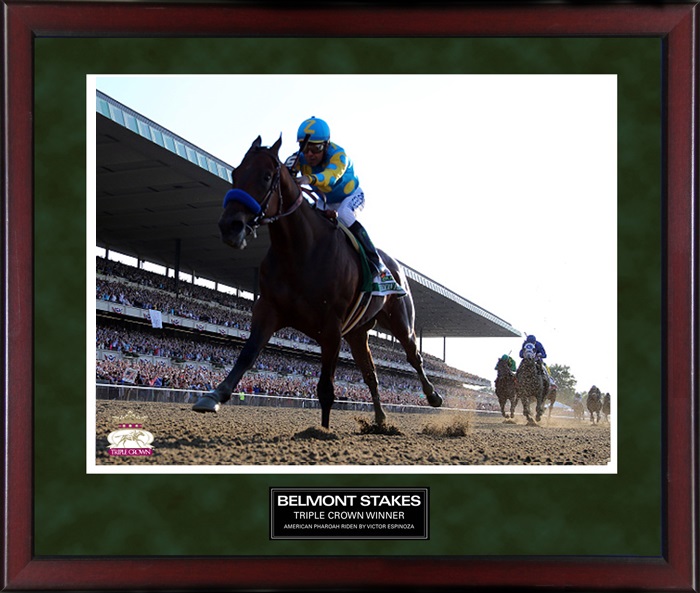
[271,135,282,156]
[251,136,262,150]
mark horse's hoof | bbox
[192,393,221,413]
[428,392,443,408]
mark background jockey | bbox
[499,353,517,373]
[519,334,546,360]
[284,116,405,297]
[519,334,554,383]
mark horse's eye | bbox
[264,173,272,183]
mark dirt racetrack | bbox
[96,399,611,467]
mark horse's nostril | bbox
[220,219,244,237]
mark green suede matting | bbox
[34,37,661,556]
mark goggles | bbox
[300,141,326,154]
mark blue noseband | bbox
[222,189,262,215]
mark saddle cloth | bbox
[338,223,373,294]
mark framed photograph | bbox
[3,2,697,591]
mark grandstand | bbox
[95,90,520,412]
[96,257,491,409]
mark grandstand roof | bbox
[95,91,520,339]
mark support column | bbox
[174,238,181,295]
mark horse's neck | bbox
[267,168,321,252]
[268,199,318,253]
[498,366,511,377]
[518,360,535,374]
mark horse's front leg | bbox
[345,327,386,427]
[317,334,342,429]
[520,394,536,425]
[192,298,278,413]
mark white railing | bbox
[95,383,449,415]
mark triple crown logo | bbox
[107,411,154,457]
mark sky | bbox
[94,74,617,395]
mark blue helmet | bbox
[297,117,330,143]
[526,334,537,343]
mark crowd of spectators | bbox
[96,322,479,407]
[95,256,488,408]
[96,256,485,382]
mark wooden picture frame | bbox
[3,2,696,590]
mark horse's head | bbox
[516,355,538,375]
[219,135,291,250]
[495,356,512,374]
[588,385,601,400]
[522,343,537,360]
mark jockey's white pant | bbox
[317,187,365,227]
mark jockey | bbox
[499,353,516,373]
[519,334,553,381]
[284,116,406,297]
[519,334,546,360]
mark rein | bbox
[223,148,305,234]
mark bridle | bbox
[223,147,305,236]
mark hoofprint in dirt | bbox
[95,401,611,467]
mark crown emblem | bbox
[111,410,148,429]
[107,410,155,456]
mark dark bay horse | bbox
[494,356,517,419]
[515,355,548,425]
[193,136,442,428]
[586,385,603,424]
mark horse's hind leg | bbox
[405,337,442,407]
[344,328,386,426]
[377,304,442,408]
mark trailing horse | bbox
[586,385,603,424]
[515,354,548,425]
[602,392,611,422]
[572,396,584,421]
[494,356,517,420]
[192,136,442,428]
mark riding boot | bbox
[348,221,381,272]
[348,221,406,296]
